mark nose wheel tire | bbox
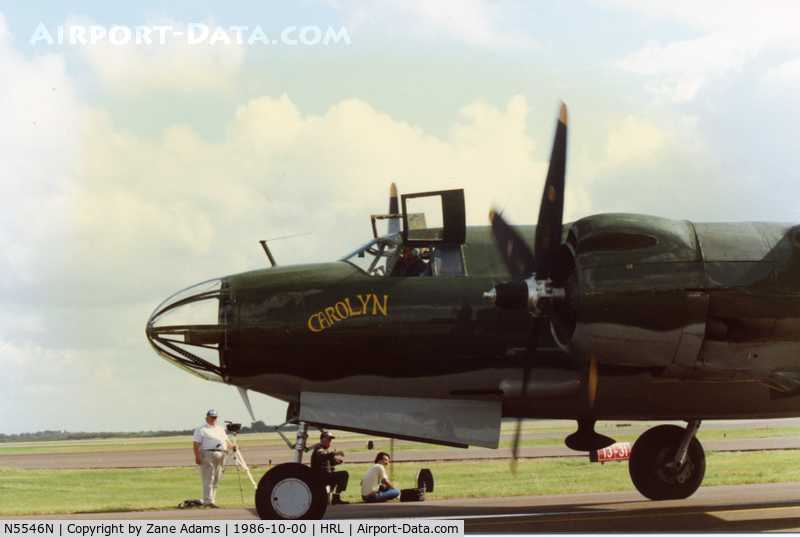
[629,424,706,500]
[255,463,328,519]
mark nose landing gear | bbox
[255,462,328,519]
[629,420,705,500]
[255,422,329,520]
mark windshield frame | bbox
[340,234,402,276]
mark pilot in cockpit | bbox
[391,247,429,277]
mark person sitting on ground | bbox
[310,431,350,505]
[361,451,400,503]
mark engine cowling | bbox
[557,213,708,368]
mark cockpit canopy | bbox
[341,232,466,277]
[343,188,468,277]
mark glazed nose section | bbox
[146,278,230,380]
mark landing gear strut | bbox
[255,421,328,520]
[293,422,309,463]
[629,420,705,500]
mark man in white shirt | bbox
[361,452,400,502]
[192,409,233,507]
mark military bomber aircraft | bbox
[146,103,800,519]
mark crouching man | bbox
[311,431,350,505]
[361,451,400,502]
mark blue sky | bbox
[1,1,799,433]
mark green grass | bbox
[3,450,800,516]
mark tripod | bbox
[225,424,257,505]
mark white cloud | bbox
[600,0,800,33]
[75,18,245,95]
[70,93,578,292]
[0,16,83,298]
[763,57,800,92]
[327,0,539,49]
[619,35,758,103]
[604,115,666,167]
[607,1,800,102]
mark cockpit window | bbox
[389,246,432,277]
[341,236,400,276]
[431,244,465,276]
[341,236,465,277]
[580,232,658,252]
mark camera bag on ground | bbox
[400,488,425,502]
[417,468,434,492]
[400,468,434,502]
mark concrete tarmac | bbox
[21,482,800,532]
[3,436,800,469]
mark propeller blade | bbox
[489,103,568,281]
[490,209,536,280]
[388,182,400,235]
[533,103,568,279]
[510,417,523,475]
[510,362,532,475]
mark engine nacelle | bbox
[562,213,708,368]
[563,215,800,374]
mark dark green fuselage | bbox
[212,214,800,421]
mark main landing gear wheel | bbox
[255,463,328,520]
[629,424,706,500]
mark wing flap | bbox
[298,392,501,448]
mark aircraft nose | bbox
[145,278,230,380]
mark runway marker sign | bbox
[590,442,632,463]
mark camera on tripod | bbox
[225,421,242,434]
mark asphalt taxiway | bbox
[22,482,800,532]
[4,437,800,469]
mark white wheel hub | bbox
[271,477,313,519]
